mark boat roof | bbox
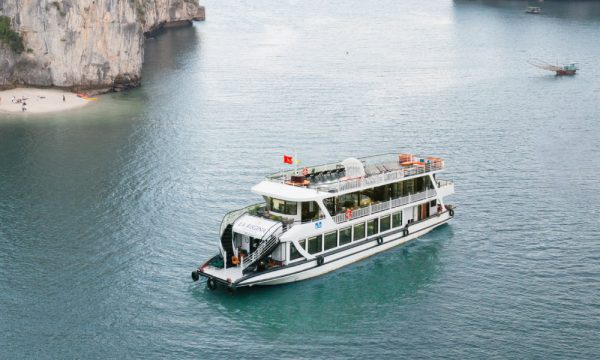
[254,152,444,201]
[252,180,326,201]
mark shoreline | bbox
[0,88,94,115]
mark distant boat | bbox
[76,93,98,101]
[526,6,541,14]
[528,59,578,76]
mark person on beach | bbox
[11,96,15,103]
[63,94,65,102]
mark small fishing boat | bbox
[526,6,541,14]
[528,59,578,76]
[76,93,98,101]
[191,152,455,291]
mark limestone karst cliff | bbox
[0,0,202,91]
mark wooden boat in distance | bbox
[528,59,578,76]
[526,7,541,14]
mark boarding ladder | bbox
[241,224,283,271]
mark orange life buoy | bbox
[345,208,353,219]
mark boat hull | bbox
[233,211,452,287]
[556,69,576,76]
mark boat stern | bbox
[192,255,245,290]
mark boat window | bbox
[367,218,378,236]
[290,240,305,261]
[380,215,391,232]
[323,197,336,216]
[404,178,414,195]
[301,201,320,222]
[338,193,355,209]
[307,235,323,254]
[323,176,436,217]
[353,222,365,241]
[324,231,337,251]
[270,198,297,215]
[391,181,403,198]
[372,184,391,202]
[392,211,402,228]
[339,227,352,246]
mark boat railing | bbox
[314,162,442,194]
[437,179,453,188]
[241,224,284,270]
[332,188,438,224]
[219,203,262,238]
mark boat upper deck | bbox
[263,153,444,196]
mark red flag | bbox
[283,155,293,164]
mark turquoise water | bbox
[1,0,600,358]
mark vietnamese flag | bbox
[283,155,293,164]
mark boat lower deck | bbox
[197,210,453,290]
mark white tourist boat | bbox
[192,153,455,290]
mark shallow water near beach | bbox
[1,0,600,358]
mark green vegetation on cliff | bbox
[0,16,24,53]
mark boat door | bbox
[416,204,429,221]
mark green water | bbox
[1,0,600,358]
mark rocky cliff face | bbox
[0,0,200,91]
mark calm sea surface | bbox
[1,0,600,358]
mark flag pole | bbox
[294,150,298,175]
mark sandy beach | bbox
[0,88,94,114]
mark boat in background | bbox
[528,59,578,76]
[526,7,541,14]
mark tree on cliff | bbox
[0,16,24,53]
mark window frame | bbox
[380,214,391,232]
[307,235,323,254]
[339,226,352,246]
[324,231,338,251]
[392,211,402,228]
[367,218,379,237]
[353,222,366,241]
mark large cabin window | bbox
[353,222,365,241]
[290,240,305,261]
[270,198,297,215]
[307,235,323,254]
[301,201,320,222]
[323,197,336,216]
[323,175,436,218]
[367,218,379,236]
[324,231,337,251]
[380,215,391,232]
[339,227,352,246]
[392,211,402,228]
[404,179,414,195]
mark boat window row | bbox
[289,211,403,261]
[322,175,434,217]
[268,198,297,215]
[265,198,323,222]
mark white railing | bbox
[332,188,437,224]
[241,230,281,270]
[437,179,453,188]
[314,163,442,194]
[219,203,261,238]
[265,153,444,194]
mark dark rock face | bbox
[194,6,206,21]
[0,0,201,92]
[112,74,142,92]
